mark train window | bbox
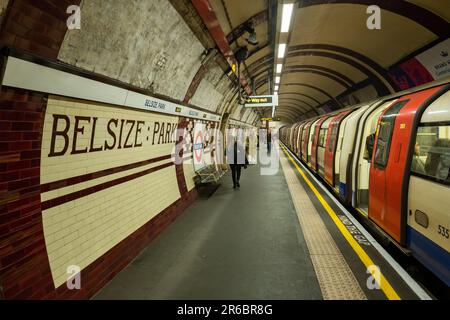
[319,129,327,147]
[328,125,339,152]
[412,124,450,185]
[373,101,408,169]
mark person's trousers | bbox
[230,165,241,185]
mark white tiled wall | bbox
[41,96,182,287]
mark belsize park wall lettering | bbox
[48,114,178,157]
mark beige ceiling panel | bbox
[277,105,305,114]
[257,83,269,95]
[285,55,367,83]
[281,72,348,98]
[277,103,310,115]
[224,0,266,28]
[209,0,233,35]
[246,46,271,66]
[278,92,324,107]
[290,4,437,67]
[407,0,450,21]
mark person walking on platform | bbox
[267,129,272,155]
[228,137,247,189]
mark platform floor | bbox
[93,147,429,300]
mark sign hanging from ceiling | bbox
[261,117,281,122]
[244,95,279,108]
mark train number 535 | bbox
[438,225,449,239]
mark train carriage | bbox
[407,89,450,286]
[301,120,314,163]
[324,109,353,189]
[307,119,321,167]
[279,78,450,286]
[316,117,333,177]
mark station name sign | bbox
[245,95,279,108]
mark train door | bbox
[355,101,394,216]
[324,110,351,186]
[369,86,444,243]
[302,121,312,162]
[339,106,369,203]
[293,123,301,154]
[289,126,295,150]
[317,117,333,177]
[333,115,349,194]
[308,120,320,165]
[311,117,328,171]
[296,123,305,158]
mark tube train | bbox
[280,78,450,287]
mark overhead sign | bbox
[245,95,279,107]
[261,117,281,122]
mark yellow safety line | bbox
[281,145,401,300]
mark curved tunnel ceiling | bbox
[203,0,450,123]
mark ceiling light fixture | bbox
[276,64,283,74]
[278,44,286,58]
[281,3,294,33]
[274,85,279,91]
[275,76,280,84]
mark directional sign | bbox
[245,95,279,107]
[261,117,281,122]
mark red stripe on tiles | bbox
[41,162,175,210]
[40,154,173,193]
[46,188,197,300]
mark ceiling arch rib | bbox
[275,109,302,122]
[252,68,271,83]
[277,106,304,117]
[274,114,297,123]
[286,49,392,95]
[279,100,314,113]
[279,98,314,112]
[277,102,310,114]
[279,92,322,107]
[282,69,351,89]
[298,0,449,38]
[279,97,315,110]
[246,42,270,61]
[284,65,355,86]
[288,44,400,91]
[246,54,272,72]
[282,83,342,107]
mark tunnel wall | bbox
[0,0,254,300]
[41,96,182,288]
[0,83,216,298]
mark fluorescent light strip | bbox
[274,85,279,91]
[278,44,286,58]
[276,64,283,74]
[275,76,280,84]
[281,3,294,33]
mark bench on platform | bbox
[194,165,227,197]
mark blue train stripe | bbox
[407,226,450,287]
[339,182,346,198]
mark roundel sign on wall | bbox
[194,129,204,164]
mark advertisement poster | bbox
[416,38,450,80]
